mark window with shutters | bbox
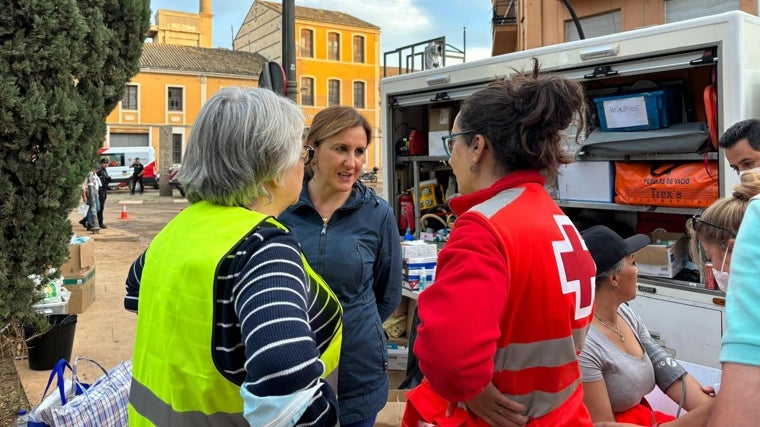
[172,134,182,164]
[353,35,365,63]
[167,87,183,111]
[300,29,313,58]
[328,80,340,106]
[353,81,365,109]
[122,85,138,110]
[565,10,621,42]
[301,77,314,106]
[665,0,739,23]
[328,33,340,61]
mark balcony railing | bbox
[493,0,518,26]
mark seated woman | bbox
[580,225,714,426]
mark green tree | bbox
[0,0,149,323]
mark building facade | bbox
[147,0,214,48]
[105,1,264,170]
[234,1,383,170]
[492,0,757,55]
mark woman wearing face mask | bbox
[687,170,760,292]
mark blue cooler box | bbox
[595,90,675,132]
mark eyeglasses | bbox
[441,130,475,156]
[689,215,737,238]
[300,145,315,165]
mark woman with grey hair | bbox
[125,87,343,426]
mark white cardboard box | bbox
[557,161,614,203]
[387,347,409,371]
[401,241,438,259]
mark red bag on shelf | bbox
[614,161,718,208]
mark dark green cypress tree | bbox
[0,0,149,323]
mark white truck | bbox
[380,10,760,369]
[98,146,158,190]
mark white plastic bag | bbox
[77,203,88,216]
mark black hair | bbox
[719,118,760,150]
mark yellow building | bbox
[105,2,264,168]
[234,1,383,170]
[492,0,757,55]
[105,43,265,165]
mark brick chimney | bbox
[200,0,212,16]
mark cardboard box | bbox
[403,257,436,290]
[387,346,409,371]
[401,241,438,259]
[634,233,688,278]
[387,336,410,348]
[557,161,614,203]
[376,390,407,427]
[429,107,453,132]
[63,266,96,313]
[59,238,95,276]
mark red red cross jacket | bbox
[414,170,595,426]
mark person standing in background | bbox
[130,157,144,195]
[80,163,100,232]
[96,157,110,228]
[279,106,402,427]
[719,118,760,174]
[405,59,595,426]
[125,87,342,426]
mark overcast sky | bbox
[148,0,494,64]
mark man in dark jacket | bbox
[96,157,111,228]
[130,157,144,195]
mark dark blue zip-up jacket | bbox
[279,180,403,424]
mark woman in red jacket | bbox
[405,59,596,426]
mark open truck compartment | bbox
[380,11,760,368]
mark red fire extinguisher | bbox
[398,191,415,234]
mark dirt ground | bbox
[0,188,187,423]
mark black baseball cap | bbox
[581,225,650,275]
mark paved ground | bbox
[15,187,188,404]
[15,182,399,406]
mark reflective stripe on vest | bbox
[130,378,248,427]
[129,201,342,425]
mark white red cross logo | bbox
[552,215,595,320]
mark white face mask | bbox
[711,246,730,292]
[739,166,760,177]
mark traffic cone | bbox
[120,203,129,220]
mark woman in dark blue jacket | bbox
[279,106,402,427]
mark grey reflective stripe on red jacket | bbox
[130,377,248,427]
[492,328,587,419]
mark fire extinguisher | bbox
[398,191,415,234]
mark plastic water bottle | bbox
[15,409,28,427]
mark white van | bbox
[97,146,158,190]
